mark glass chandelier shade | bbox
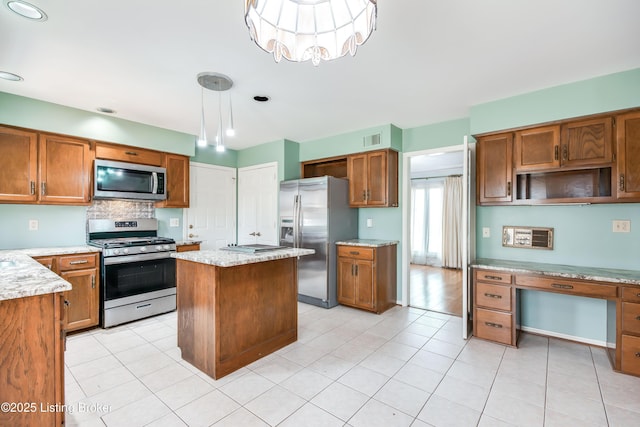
[245,0,377,66]
[196,72,233,152]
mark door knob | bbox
[189,224,194,229]
[249,232,256,236]
[189,233,198,238]
[256,232,261,237]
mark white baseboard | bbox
[520,326,607,348]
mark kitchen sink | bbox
[222,244,287,254]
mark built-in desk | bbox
[472,259,640,377]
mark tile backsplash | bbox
[86,200,155,220]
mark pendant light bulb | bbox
[197,88,207,147]
[226,94,235,137]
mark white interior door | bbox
[237,162,278,245]
[184,163,236,250]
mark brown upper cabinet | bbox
[561,117,613,167]
[347,149,398,207]
[514,125,560,171]
[616,111,640,199]
[95,142,164,166]
[0,126,93,205]
[156,153,190,208]
[477,133,513,204]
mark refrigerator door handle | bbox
[293,195,300,248]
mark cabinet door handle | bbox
[636,352,640,358]
[484,293,502,299]
[485,322,503,329]
[551,283,574,290]
[620,174,625,191]
[91,275,95,289]
[484,275,503,281]
[362,190,367,201]
[351,264,355,276]
[30,181,35,195]
[507,181,511,197]
[354,264,358,276]
[41,182,46,196]
[554,145,559,160]
[636,316,640,321]
[64,299,70,307]
[562,145,568,161]
[69,260,89,265]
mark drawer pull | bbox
[484,293,502,299]
[636,316,640,321]
[551,283,574,290]
[136,303,151,309]
[69,260,89,265]
[636,352,640,358]
[484,275,503,281]
[485,322,503,329]
[125,151,138,156]
[349,251,360,255]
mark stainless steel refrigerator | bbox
[279,176,358,308]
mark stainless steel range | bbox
[87,218,176,327]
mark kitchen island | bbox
[172,247,314,379]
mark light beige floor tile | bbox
[483,391,545,427]
[373,378,430,417]
[349,399,414,427]
[144,411,188,427]
[417,395,481,427]
[311,382,369,421]
[337,365,390,396]
[244,386,306,426]
[408,349,455,374]
[279,402,344,427]
[391,331,430,348]
[433,375,490,412]
[359,351,406,377]
[422,338,465,359]
[155,374,215,410]
[212,407,269,427]
[280,368,333,400]
[175,390,240,427]
[604,404,640,427]
[545,386,607,425]
[544,408,606,427]
[68,354,123,381]
[377,341,419,362]
[93,328,147,353]
[218,371,275,405]
[446,359,497,389]
[101,394,170,427]
[139,362,194,393]
[76,365,137,397]
[309,353,356,379]
[392,363,444,393]
[490,372,545,407]
[250,354,303,384]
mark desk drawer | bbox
[622,287,640,303]
[337,246,374,260]
[475,308,513,346]
[475,270,512,284]
[515,275,617,299]
[476,282,512,311]
[621,334,640,377]
[622,302,640,335]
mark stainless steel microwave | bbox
[94,159,166,201]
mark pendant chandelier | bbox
[245,0,377,66]
[196,72,234,152]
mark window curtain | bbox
[442,176,463,269]
[410,179,444,266]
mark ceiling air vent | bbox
[502,226,554,250]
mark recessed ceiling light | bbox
[0,71,24,82]
[253,95,269,102]
[5,0,47,21]
[96,107,116,114]
[0,71,23,81]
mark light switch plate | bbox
[170,218,180,227]
[29,219,38,231]
[613,220,630,233]
[482,227,490,238]
[366,218,373,228]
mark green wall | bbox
[470,68,640,343]
[0,92,194,156]
[191,144,238,168]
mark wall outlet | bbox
[29,219,39,231]
[613,220,631,233]
[366,218,373,228]
[482,227,490,238]
[169,218,180,227]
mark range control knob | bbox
[123,248,129,254]
[156,245,163,251]
[139,246,147,252]
[113,249,121,255]
[163,245,170,250]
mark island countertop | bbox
[0,246,100,301]
[172,247,314,267]
[336,239,399,248]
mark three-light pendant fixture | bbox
[196,72,234,152]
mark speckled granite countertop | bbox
[0,246,100,301]
[172,247,314,267]
[336,239,399,248]
[472,258,640,286]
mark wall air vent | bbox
[363,133,381,147]
[502,226,554,250]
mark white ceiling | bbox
[1,0,639,150]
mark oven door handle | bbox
[103,251,174,265]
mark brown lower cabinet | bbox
[34,253,100,332]
[0,292,65,426]
[176,243,200,252]
[336,244,397,314]
[473,267,640,377]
